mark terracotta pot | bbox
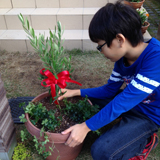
[141,21,150,34]
[25,92,88,160]
[124,0,145,9]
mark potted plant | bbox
[18,14,100,160]
[136,8,150,34]
[124,0,145,9]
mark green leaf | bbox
[19,102,26,108]
[20,130,27,141]
[27,18,29,30]
[49,146,53,152]
[25,17,29,29]
[35,36,38,46]
[32,28,35,37]
[30,41,37,50]
[29,26,32,34]
[49,30,54,38]
[19,114,27,123]
[18,13,24,24]
[57,21,61,33]
[53,43,58,51]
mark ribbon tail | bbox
[51,84,58,105]
[54,100,58,105]
[66,80,82,86]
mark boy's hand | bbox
[61,122,91,147]
[58,89,80,101]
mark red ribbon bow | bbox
[40,68,82,104]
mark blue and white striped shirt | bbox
[81,38,160,131]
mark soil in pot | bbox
[31,96,92,133]
[141,22,150,34]
[26,95,94,160]
[36,96,84,133]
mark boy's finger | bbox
[61,127,72,135]
[58,96,63,101]
[59,89,62,93]
[65,136,73,146]
[58,89,64,95]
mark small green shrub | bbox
[12,143,31,160]
[33,132,51,159]
[136,8,149,25]
[20,97,99,132]
[20,102,62,132]
[63,96,99,122]
[19,97,100,158]
[20,127,50,159]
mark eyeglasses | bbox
[97,42,107,52]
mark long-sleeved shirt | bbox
[81,38,160,131]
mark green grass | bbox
[1,1,160,159]
[1,48,160,159]
[144,0,160,37]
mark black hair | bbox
[89,1,144,47]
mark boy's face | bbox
[97,39,126,62]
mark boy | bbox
[58,1,160,159]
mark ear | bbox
[116,34,125,47]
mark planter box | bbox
[0,133,17,160]
[0,97,10,123]
[0,128,15,152]
[0,75,17,159]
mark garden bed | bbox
[0,49,159,159]
[0,49,113,159]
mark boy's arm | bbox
[85,52,160,131]
[80,71,124,99]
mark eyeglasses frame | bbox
[96,42,107,52]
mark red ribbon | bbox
[40,68,82,104]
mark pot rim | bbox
[127,0,145,3]
[142,21,150,27]
[25,113,70,136]
[25,92,70,143]
[25,92,92,143]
